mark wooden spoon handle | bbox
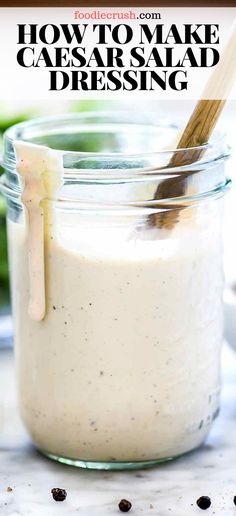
[153,21,236,229]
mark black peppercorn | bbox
[233,495,236,505]
[51,488,67,502]
[196,496,211,510]
[118,499,132,512]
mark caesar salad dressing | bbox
[8,141,223,462]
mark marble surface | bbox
[0,346,236,515]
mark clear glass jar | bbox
[0,113,230,470]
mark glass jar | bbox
[0,112,230,470]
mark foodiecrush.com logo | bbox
[73,10,162,20]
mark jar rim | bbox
[3,111,227,159]
[1,111,231,209]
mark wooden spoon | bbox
[152,20,236,229]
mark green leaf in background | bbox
[0,112,29,308]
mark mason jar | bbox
[0,113,230,470]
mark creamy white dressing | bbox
[14,142,63,321]
[9,140,224,463]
